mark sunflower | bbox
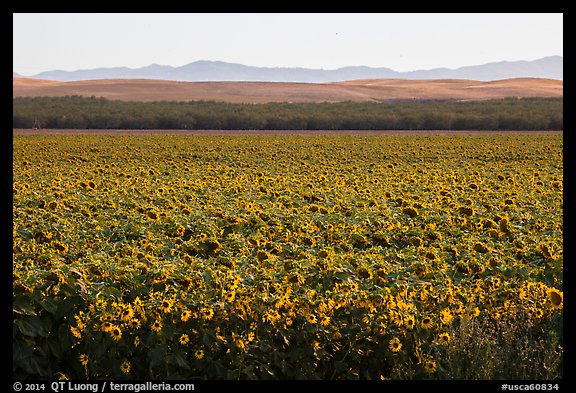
[70,326,82,339]
[471,307,481,318]
[357,267,373,280]
[403,207,419,218]
[547,288,563,309]
[457,206,474,217]
[473,243,489,254]
[235,339,246,350]
[421,316,434,330]
[151,319,163,333]
[120,360,131,374]
[409,236,423,247]
[160,299,174,314]
[404,314,416,330]
[288,273,305,286]
[34,230,53,243]
[438,332,451,346]
[174,224,185,237]
[225,291,236,303]
[181,310,192,322]
[499,217,510,233]
[120,305,135,321]
[101,321,114,333]
[194,349,205,360]
[440,309,454,325]
[423,359,437,374]
[306,314,317,324]
[389,310,403,327]
[110,326,122,341]
[128,318,141,329]
[532,307,545,319]
[53,241,69,253]
[133,296,144,311]
[538,243,554,259]
[179,334,190,345]
[79,354,89,367]
[200,308,214,320]
[320,315,331,326]
[486,228,499,240]
[389,337,402,353]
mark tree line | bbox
[13,96,563,131]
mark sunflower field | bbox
[13,132,563,380]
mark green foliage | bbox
[13,96,563,130]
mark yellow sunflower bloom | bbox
[389,337,402,353]
[547,288,563,309]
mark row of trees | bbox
[13,96,563,131]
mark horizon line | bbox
[13,55,563,77]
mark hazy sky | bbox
[13,13,563,76]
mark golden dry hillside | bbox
[13,77,562,103]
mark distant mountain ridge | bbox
[17,56,562,83]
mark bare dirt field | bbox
[13,77,563,103]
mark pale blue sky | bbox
[13,13,563,76]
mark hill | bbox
[17,56,563,82]
[12,77,563,104]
